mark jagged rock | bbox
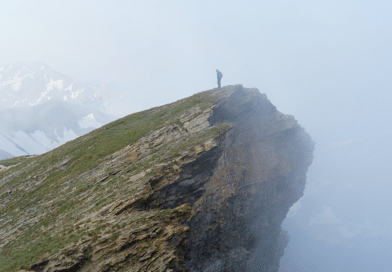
[138,124,187,150]
[129,151,138,160]
[0,85,314,272]
[182,107,213,134]
[179,106,202,124]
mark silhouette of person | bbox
[216,69,223,88]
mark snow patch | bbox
[36,86,51,104]
[41,66,44,70]
[1,127,81,157]
[64,83,73,91]
[53,127,79,147]
[12,84,20,91]
[78,113,104,129]
[0,72,34,91]
[46,78,63,91]
[71,88,84,99]
[5,65,12,72]
[64,95,67,100]
[1,80,15,88]
[0,67,4,72]
[0,130,29,156]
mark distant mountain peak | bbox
[0,61,115,113]
[0,98,116,159]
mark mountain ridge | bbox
[0,61,118,113]
[0,84,314,272]
[0,61,119,159]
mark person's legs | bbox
[218,78,221,88]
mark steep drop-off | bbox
[0,85,314,272]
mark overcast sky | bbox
[1,1,391,271]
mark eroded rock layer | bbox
[0,85,314,272]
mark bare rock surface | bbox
[0,85,314,272]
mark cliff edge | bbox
[0,85,314,272]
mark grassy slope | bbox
[0,88,230,272]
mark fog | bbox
[1,1,391,271]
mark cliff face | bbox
[0,85,314,272]
[182,87,314,271]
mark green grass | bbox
[0,226,81,272]
[110,232,120,242]
[0,88,234,272]
[0,155,33,167]
[0,89,219,187]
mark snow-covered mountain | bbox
[0,61,116,113]
[0,62,120,160]
[0,99,116,160]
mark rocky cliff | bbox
[0,85,314,272]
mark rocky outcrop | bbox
[26,204,192,272]
[184,87,313,271]
[0,85,314,272]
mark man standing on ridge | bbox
[216,69,223,88]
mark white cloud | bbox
[309,205,342,226]
[336,220,377,239]
[321,138,363,152]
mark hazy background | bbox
[1,1,391,271]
